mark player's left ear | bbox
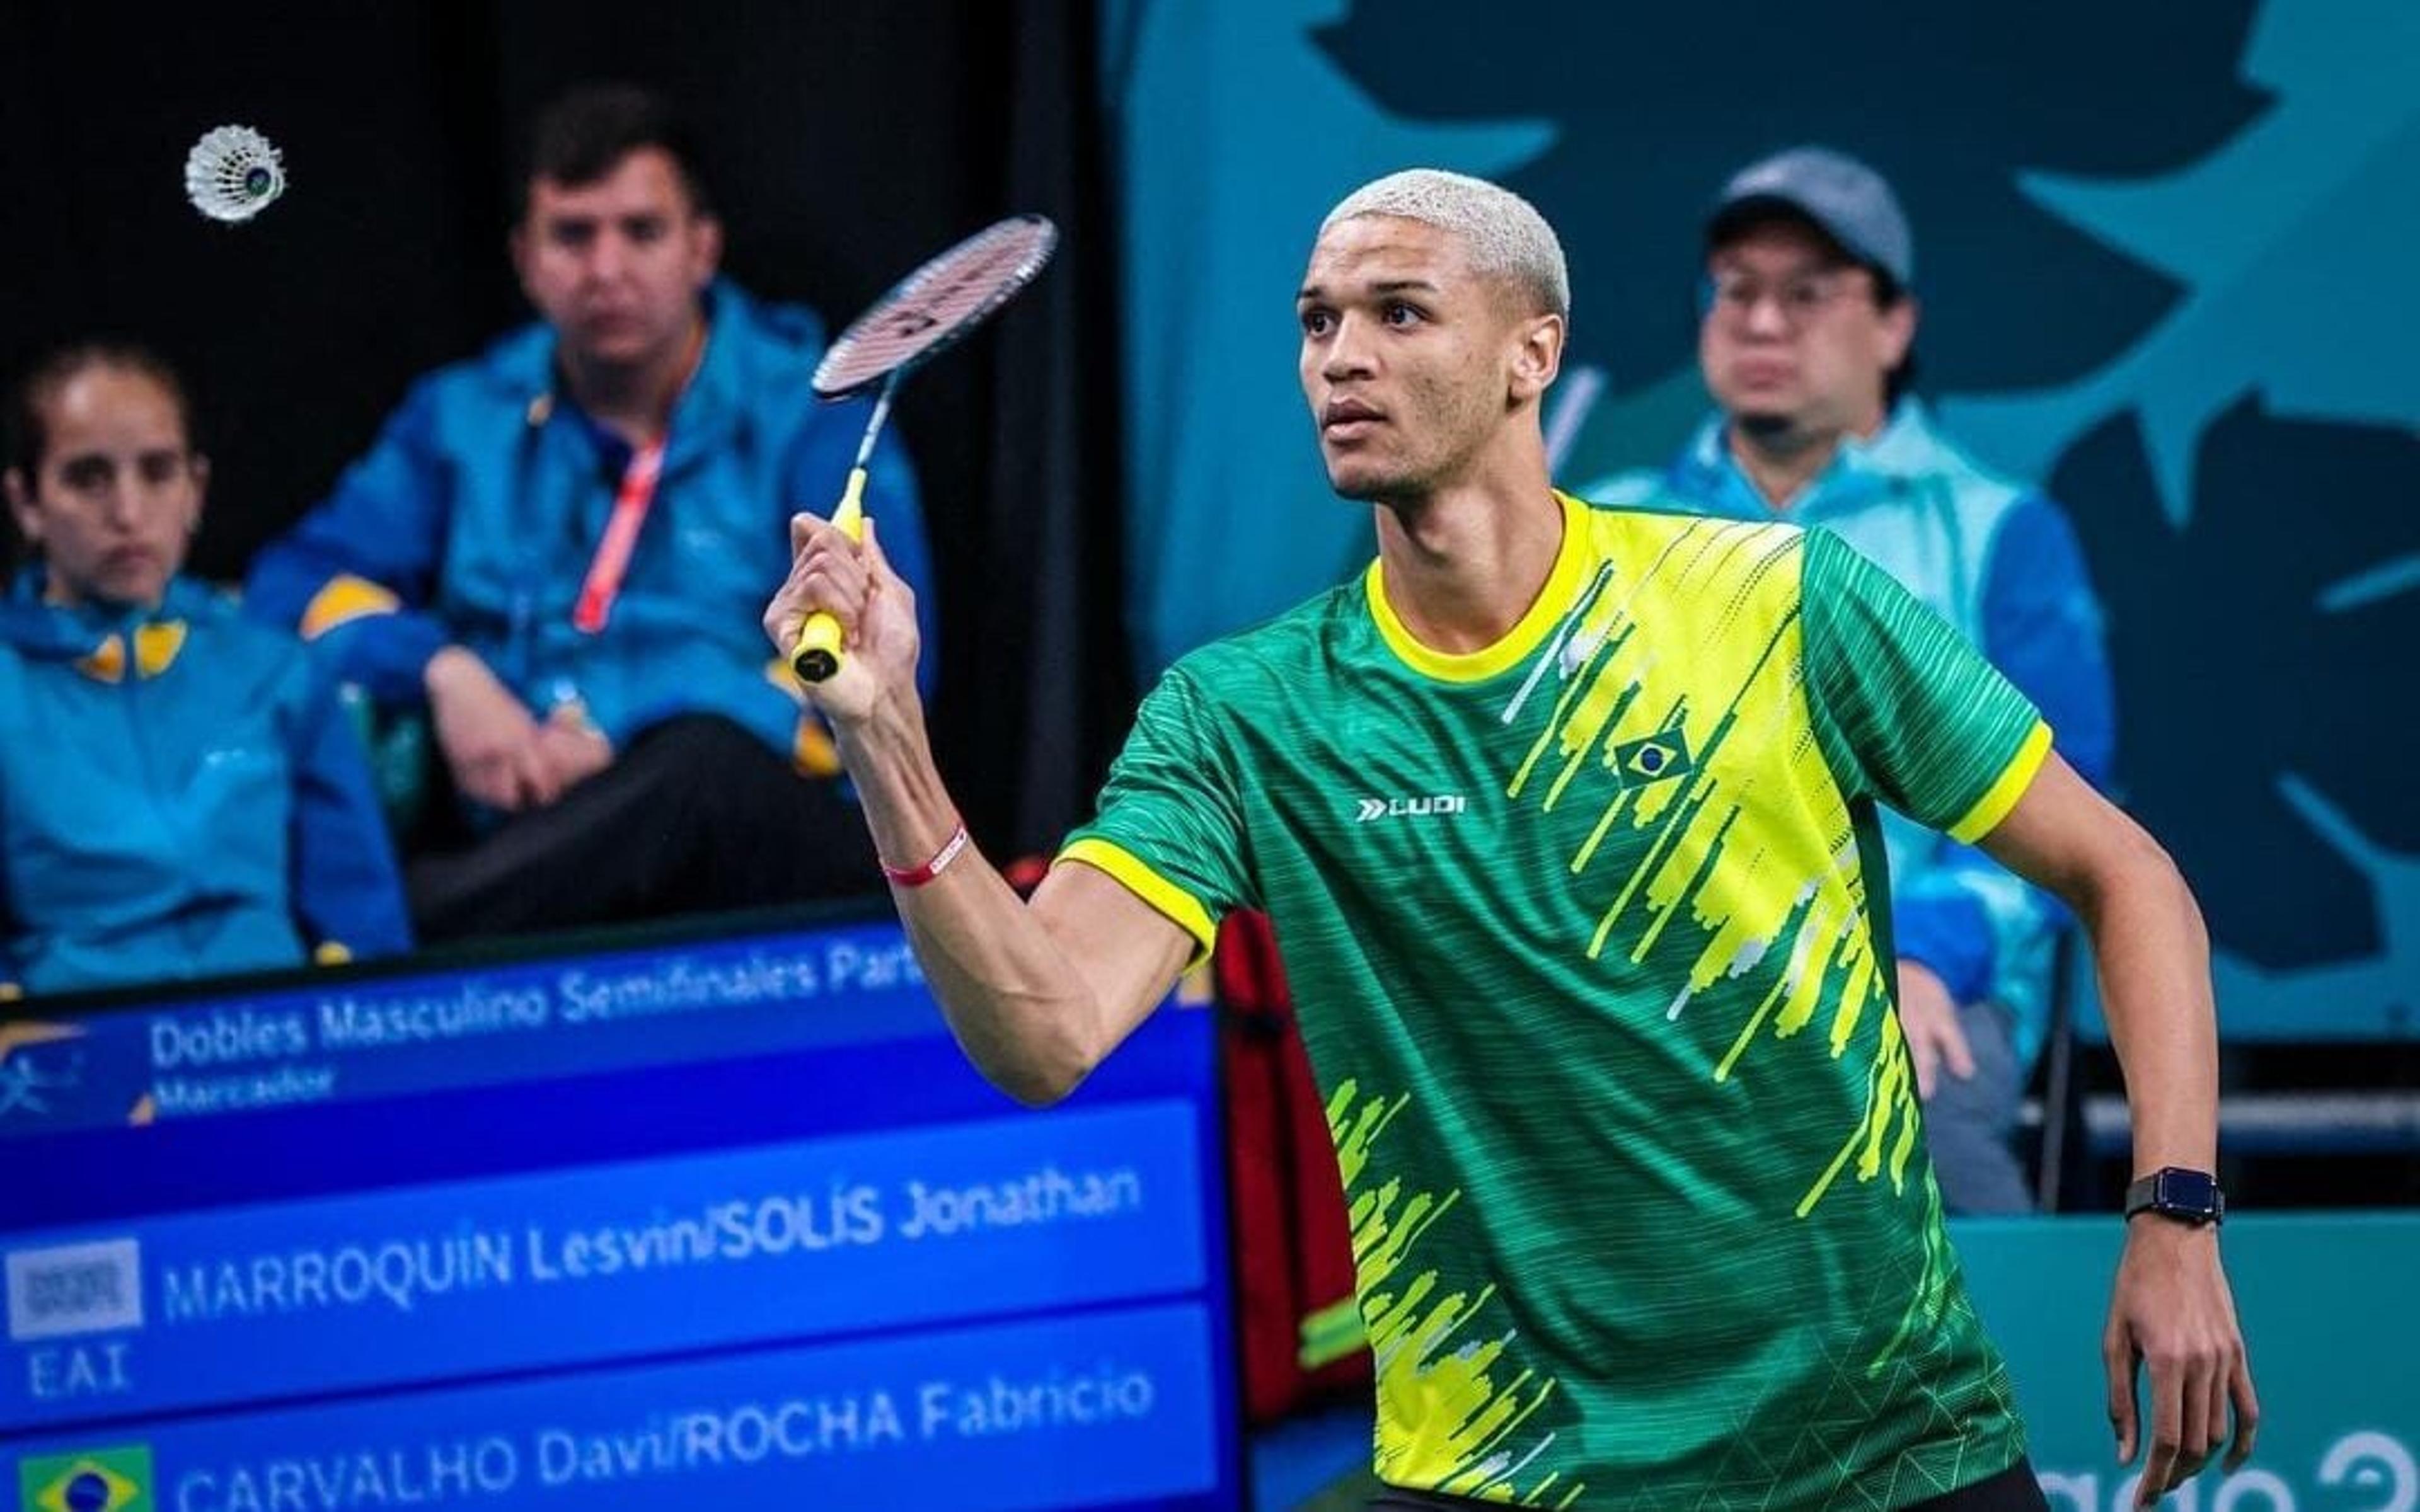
[1507,312,1565,404]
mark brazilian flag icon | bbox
[18,1445,151,1512]
[1611,730,1695,786]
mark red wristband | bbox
[882,822,971,888]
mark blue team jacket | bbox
[1590,400,2117,1067]
[0,574,412,994]
[244,280,932,769]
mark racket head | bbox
[812,214,1060,399]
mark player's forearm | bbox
[835,700,1113,1106]
[2073,833,2220,1176]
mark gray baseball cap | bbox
[1708,146,1913,288]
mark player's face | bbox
[1699,219,1912,440]
[4,365,204,610]
[516,148,722,371]
[1298,215,1530,501]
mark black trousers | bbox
[407,714,879,941]
[1366,1457,2051,1511]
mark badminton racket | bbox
[790,213,1060,682]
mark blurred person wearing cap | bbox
[1591,146,2116,1215]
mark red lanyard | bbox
[570,437,665,633]
[568,328,703,635]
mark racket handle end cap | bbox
[793,645,841,684]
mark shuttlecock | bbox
[184,126,285,224]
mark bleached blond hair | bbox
[1320,168,1570,321]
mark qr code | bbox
[6,1239,144,1341]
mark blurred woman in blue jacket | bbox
[1,344,410,994]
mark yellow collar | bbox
[1364,490,1594,683]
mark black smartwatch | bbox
[2124,1167,2225,1227]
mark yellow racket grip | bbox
[790,468,870,683]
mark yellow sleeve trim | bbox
[1054,837,1219,964]
[300,575,403,641]
[1949,719,2053,844]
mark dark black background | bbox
[0,1,1131,853]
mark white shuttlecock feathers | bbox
[185,125,285,223]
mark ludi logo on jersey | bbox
[1354,793,1468,823]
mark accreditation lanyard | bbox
[567,328,704,635]
[570,435,666,634]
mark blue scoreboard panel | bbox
[0,910,1241,1511]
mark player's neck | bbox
[1726,399,1886,511]
[563,314,706,448]
[1371,455,1564,656]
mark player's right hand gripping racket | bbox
[788,214,1061,682]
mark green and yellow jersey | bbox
[1063,491,2051,1509]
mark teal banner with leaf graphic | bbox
[1102,0,2420,1042]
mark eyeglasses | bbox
[1698,268,1868,331]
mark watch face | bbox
[2156,1168,2222,1217]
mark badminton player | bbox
[766,169,2256,1509]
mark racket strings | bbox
[788,214,1058,682]
[814,217,1059,396]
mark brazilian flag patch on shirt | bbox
[1610,728,1695,786]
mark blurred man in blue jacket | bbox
[1589,147,2116,1213]
[3,344,409,994]
[249,84,934,941]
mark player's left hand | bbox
[2104,1216,2259,1505]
